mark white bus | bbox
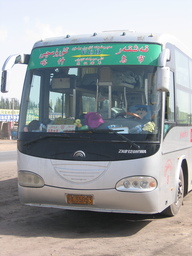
[1,31,192,216]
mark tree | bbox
[54,97,63,113]
[0,97,20,109]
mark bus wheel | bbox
[162,168,184,217]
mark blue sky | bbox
[0,0,192,101]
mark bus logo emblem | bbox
[73,150,86,158]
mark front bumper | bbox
[18,184,160,214]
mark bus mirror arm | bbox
[158,49,170,67]
[1,54,30,93]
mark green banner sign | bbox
[28,43,161,69]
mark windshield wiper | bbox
[80,129,140,149]
[109,129,140,149]
[23,134,70,146]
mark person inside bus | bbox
[135,106,148,119]
[128,105,155,133]
[128,105,151,121]
[23,120,48,132]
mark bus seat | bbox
[129,105,151,120]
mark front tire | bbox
[162,168,184,217]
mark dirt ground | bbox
[0,140,192,256]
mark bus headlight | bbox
[18,171,45,188]
[116,176,157,192]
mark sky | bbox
[0,0,192,101]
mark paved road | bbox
[0,150,17,162]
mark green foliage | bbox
[54,97,63,112]
[0,97,20,109]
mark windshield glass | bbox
[19,65,161,140]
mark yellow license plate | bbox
[66,194,93,205]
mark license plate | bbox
[66,194,93,205]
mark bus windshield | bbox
[19,65,161,140]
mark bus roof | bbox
[33,30,192,57]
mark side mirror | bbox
[1,70,11,93]
[1,54,30,93]
[156,66,170,92]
